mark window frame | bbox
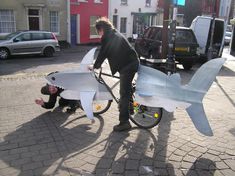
[121,0,128,5]
[120,17,127,34]
[112,15,118,29]
[50,11,60,35]
[94,0,102,3]
[90,15,100,38]
[0,9,16,35]
[145,0,151,7]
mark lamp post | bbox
[166,4,177,74]
[207,0,217,60]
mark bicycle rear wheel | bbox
[130,103,163,129]
[92,100,112,115]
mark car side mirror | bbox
[13,38,20,42]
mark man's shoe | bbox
[113,122,132,131]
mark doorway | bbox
[28,9,40,30]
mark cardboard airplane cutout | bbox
[136,58,225,136]
[46,47,225,136]
[46,48,112,120]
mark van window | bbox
[176,30,195,43]
[213,20,224,44]
[32,33,44,40]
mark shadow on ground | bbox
[0,107,104,176]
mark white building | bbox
[219,0,232,22]
[108,0,163,39]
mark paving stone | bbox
[223,159,235,170]
[126,159,139,170]
[10,157,31,167]
[188,150,203,158]
[125,170,139,176]
[96,158,113,169]
[169,154,183,162]
[183,155,197,163]
[181,161,194,169]
[215,161,230,169]
[95,168,110,176]
[140,158,153,166]
[22,161,43,171]
[153,168,168,176]
[219,169,235,176]
[167,167,184,176]
[112,162,125,174]
[139,165,154,174]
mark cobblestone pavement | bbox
[0,48,234,176]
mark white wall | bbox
[219,0,232,22]
[109,0,159,38]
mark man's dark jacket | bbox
[94,29,139,75]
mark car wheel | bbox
[44,47,54,57]
[0,48,9,60]
[182,63,193,70]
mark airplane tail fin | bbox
[186,103,213,136]
[80,47,97,71]
[185,58,225,136]
[186,58,225,101]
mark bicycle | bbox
[90,67,163,129]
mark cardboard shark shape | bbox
[135,58,225,136]
[46,47,224,136]
[45,48,112,120]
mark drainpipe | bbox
[67,0,71,44]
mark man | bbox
[35,84,79,113]
[89,17,139,131]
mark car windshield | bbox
[3,31,22,40]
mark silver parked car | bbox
[0,30,60,59]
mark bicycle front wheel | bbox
[130,103,163,129]
[92,100,112,115]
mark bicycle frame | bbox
[94,68,120,104]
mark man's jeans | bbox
[119,71,136,124]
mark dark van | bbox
[135,26,199,70]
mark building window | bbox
[50,11,59,33]
[0,10,15,33]
[146,0,151,7]
[120,17,127,33]
[121,0,127,5]
[90,16,100,38]
[113,15,118,29]
[94,0,102,3]
[28,9,40,30]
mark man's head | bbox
[48,85,58,94]
[95,17,114,36]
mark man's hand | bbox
[35,98,44,106]
[88,65,94,71]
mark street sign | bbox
[173,0,185,6]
